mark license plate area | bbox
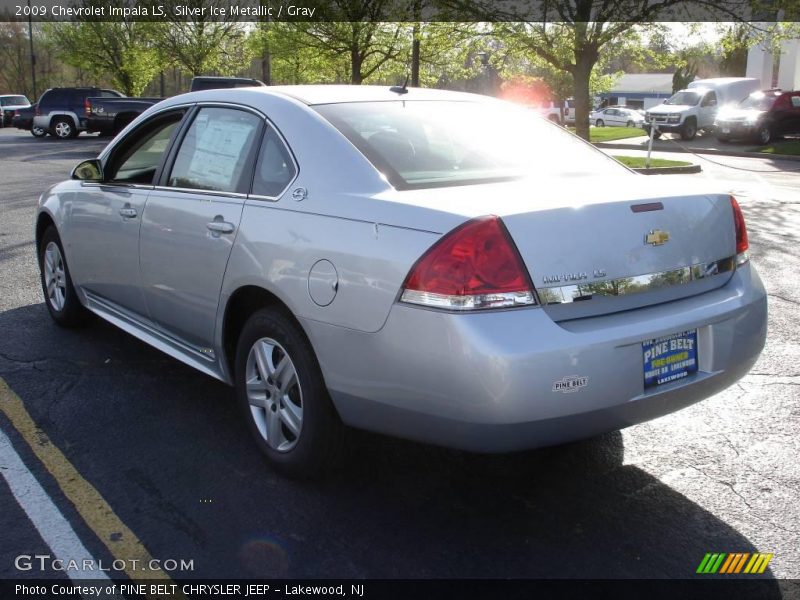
[643,330,698,389]
[722,127,731,134]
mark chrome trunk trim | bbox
[538,256,736,305]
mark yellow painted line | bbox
[0,377,172,584]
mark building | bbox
[597,73,674,110]
[747,37,800,91]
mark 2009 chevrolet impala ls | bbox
[36,86,767,476]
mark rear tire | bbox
[51,117,77,139]
[235,308,345,478]
[31,125,47,138]
[38,226,90,327]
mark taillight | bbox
[400,215,537,310]
[34,104,40,116]
[84,98,91,116]
[730,196,749,266]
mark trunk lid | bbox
[497,177,737,320]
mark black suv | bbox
[715,89,800,144]
[33,87,123,139]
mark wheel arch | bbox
[220,285,318,384]
[35,211,57,251]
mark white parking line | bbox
[0,427,111,582]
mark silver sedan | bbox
[36,86,767,477]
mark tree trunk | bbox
[351,47,362,84]
[411,24,420,87]
[572,54,595,141]
[261,51,271,85]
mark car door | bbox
[605,108,620,126]
[139,105,264,352]
[699,91,718,128]
[67,109,187,318]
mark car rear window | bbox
[0,96,28,106]
[314,100,624,190]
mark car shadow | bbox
[0,304,784,593]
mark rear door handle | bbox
[119,207,137,218]
[207,221,235,234]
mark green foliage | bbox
[44,19,161,96]
[149,0,254,76]
[672,63,698,93]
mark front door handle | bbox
[119,206,137,218]
[207,221,235,234]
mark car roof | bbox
[262,85,493,106]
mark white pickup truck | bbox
[643,77,761,140]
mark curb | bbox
[595,140,800,162]
[632,164,702,175]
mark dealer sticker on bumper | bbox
[643,330,698,388]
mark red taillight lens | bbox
[84,98,91,116]
[34,105,40,116]
[400,215,536,310]
[730,196,749,264]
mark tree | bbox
[285,0,407,84]
[44,18,161,96]
[445,0,747,140]
[150,0,253,77]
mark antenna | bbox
[390,74,410,95]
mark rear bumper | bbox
[304,263,767,452]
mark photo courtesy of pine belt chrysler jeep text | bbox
[36,86,767,477]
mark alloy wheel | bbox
[245,337,303,452]
[43,241,66,311]
[54,121,72,138]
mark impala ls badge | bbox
[645,229,670,246]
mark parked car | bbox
[715,89,800,144]
[86,96,163,136]
[189,76,267,92]
[1,94,31,126]
[37,86,767,477]
[11,103,46,137]
[33,87,124,139]
[644,77,761,140]
[590,106,644,127]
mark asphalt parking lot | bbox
[0,127,798,592]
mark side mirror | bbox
[71,159,103,182]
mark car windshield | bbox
[665,91,702,106]
[0,96,29,106]
[739,93,777,111]
[315,100,624,189]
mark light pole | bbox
[27,0,38,100]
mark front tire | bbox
[595,119,605,127]
[680,119,697,141]
[31,125,47,138]
[757,124,772,145]
[38,226,89,327]
[626,120,635,128]
[235,308,345,478]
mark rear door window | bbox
[167,107,263,194]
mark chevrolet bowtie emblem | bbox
[645,229,670,246]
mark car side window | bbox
[251,127,297,198]
[702,92,717,107]
[106,112,184,185]
[167,107,262,194]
